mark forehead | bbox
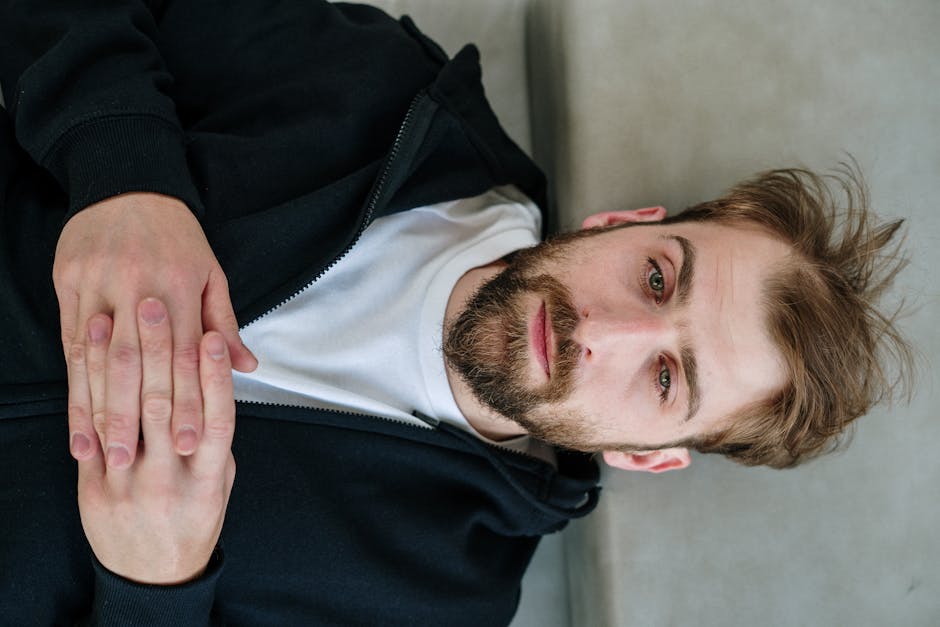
[672,221,790,427]
[596,218,787,258]
[598,219,790,430]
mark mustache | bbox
[522,275,581,389]
[443,267,582,423]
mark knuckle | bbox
[203,416,234,440]
[68,402,90,425]
[204,369,232,391]
[104,411,133,434]
[173,398,202,421]
[92,410,107,433]
[68,343,87,367]
[218,311,239,333]
[173,342,201,372]
[61,327,76,350]
[52,261,78,285]
[139,333,171,360]
[86,355,106,378]
[109,343,141,368]
[141,393,172,423]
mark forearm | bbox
[0,0,202,218]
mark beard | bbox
[443,230,601,449]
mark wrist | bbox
[97,544,222,587]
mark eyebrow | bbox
[661,234,701,422]
[667,234,696,306]
[680,340,700,422]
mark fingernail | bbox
[176,427,198,454]
[140,299,166,326]
[207,335,225,360]
[70,432,90,457]
[107,445,130,469]
[88,319,108,344]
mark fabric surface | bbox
[537,2,940,625]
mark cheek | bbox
[567,375,639,437]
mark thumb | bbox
[202,267,257,373]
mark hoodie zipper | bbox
[235,398,434,431]
[234,92,545,465]
[243,92,425,328]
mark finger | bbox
[85,314,112,451]
[138,298,175,465]
[202,267,257,373]
[104,305,142,470]
[170,298,205,456]
[65,293,100,448]
[189,332,235,480]
[67,340,103,466]
[73,338,105,502]
[63,290,92,460]
[57,287,79,368]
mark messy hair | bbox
[662,162,913,468]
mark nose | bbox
[571,307,671,361]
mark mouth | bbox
[531,301,551,378]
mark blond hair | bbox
[663,163,913,468]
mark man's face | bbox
[444,212,790,469]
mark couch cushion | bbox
[370,0,533,155]
[542,1,939,625]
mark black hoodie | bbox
[0,2,599,624]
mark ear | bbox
[602,448,691,474]
[581,206,667,229]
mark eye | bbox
[657,359,672,404]
[646,258,666,303]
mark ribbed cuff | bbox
[88,547,223,626]
[44,114,205,221]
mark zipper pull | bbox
[411,410,440,427]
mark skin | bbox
[444,207,791,473]
[57,192,257,470]
[69,205,792,579]
[72,299,236,584]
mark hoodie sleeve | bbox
[0,0,203,219]
[79,548,223,627]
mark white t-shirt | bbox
[232,185,555,462]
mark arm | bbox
[0,0,197,217]
[70,299,235,625]
[0,1,256,465]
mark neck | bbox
[443,260,528,441]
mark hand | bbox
[72,299,236,584]
[56,192,256,468]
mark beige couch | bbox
[1,1,933,624]
[4,1,928,625]
[375,2,940,626]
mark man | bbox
[0,1,910,625]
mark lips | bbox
[532,301,550,377]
